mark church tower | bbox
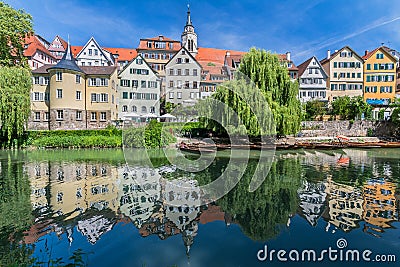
[181,5,198,57]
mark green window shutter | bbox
[367,64,371,70]
[366,76,371,82]
[334,62,337,68]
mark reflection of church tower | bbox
[181,5,198,57]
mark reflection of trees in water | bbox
[0,151,34,266]
[217,156,303,241]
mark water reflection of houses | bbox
[323,175,364,232]
[26,161,120,245]
[297,181,327,227]
[117,166,161,228]
[163,179,201,255]
[363,179,398,237]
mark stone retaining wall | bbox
[300,121,397,137]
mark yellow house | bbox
[363,47,396,106]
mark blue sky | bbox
[5,0,400,63]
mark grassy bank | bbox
[26,128,123,148]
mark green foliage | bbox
[0,66,32,147]
[331,96,372,120]
[199,78,275,137]
[304,100,326,120]
[237,48,302,136]
[217,155,302,241]
[0,2,33,67]
[25,128,123,148]
[0,151,34,266]
[164,101,178,114]
[123,120,176,148]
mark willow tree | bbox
[0,66,32,147]
[238,48,302,136]
[0,2,33,67]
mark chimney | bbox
[327,50,331,59]
[226,51,231,57]
[286,51,291,62]
[365,50,369,56]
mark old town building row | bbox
[25,6,400,130]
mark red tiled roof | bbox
[71,45,83,57]
[104,47,137,61]
[58,36,68,50]
[362,47,380,60]
[24,35,55,59]
[225,54,244,68]
[196,47,246,65]
[363,46,397,62]
[141,35,178,42]
[297,57,313,76]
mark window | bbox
[100,93,108,102]
[122,92,128,99]
[339,73,345,78]
[169,81,174,88]
[91,93,97,102]
[141,80,147,88]
[132,106,137,112]
[147,41,152,48]
[169,92,174,99]
[193,69,198,76]
[44,77,49,85]
[76,111,82,120]
[57,110,63,120]
[357,73,361,78]
[177,69,182,75]
[94,49,98,56]
[91,112,97,121]
[169,69,174,76]
[33,92,44,101]
[177,80,182,88]
[44,112,49,121]
[34,77,40,84]
[367,64,371,70]
[34,112,40,121]
[76,75,81,84]
[193,81,198,89]
[340,52,347,57]
[100,112,107,121]
[309,68,312,74]
[141,106,147,113]
[56,71,62,81]
[177,58,182,64]
[100,78,108,86]
[376,53,384,59]
[76,91,82,100]
[150,106,155,113]
[120,79,130,87]
[177,92,182,99]
[122,105,128,112]
[185,69,190,76]
[148,81,157,88]
[333,62,337,68]
[56,89,63,98]
[352,73,355,78]
[88,49,92,56]
[334,72,337,78]
[315,69,319,74]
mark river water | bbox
[0,148,399,267]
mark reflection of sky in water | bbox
[1,149,399,266]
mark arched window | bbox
[122,105,128,112]
[141,106,147,113]
[132,105,137,112]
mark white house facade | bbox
[75,37,115,67]
[297,56,328,102]
[118,55,161,121]
[165,47,202,106]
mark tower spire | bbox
[186,4,192,26]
